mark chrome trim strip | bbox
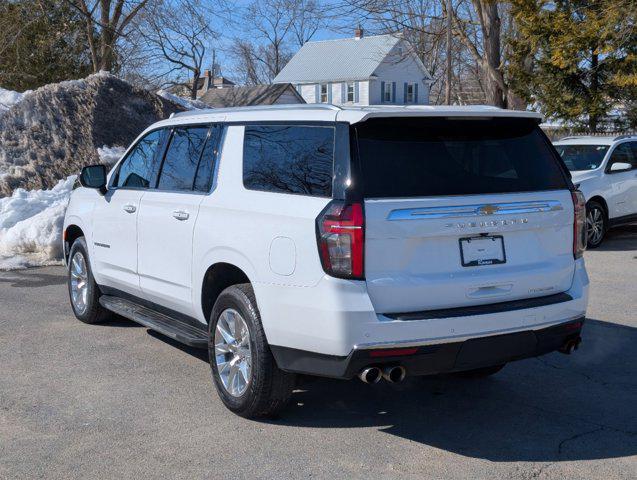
[353,314,585,351]
[387,200,564,221]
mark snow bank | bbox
[97,145,127,166]
[0,73,183,197]
[156,89,207,110]
[0,86,29,117]
[0,175,76,270]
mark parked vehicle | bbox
[553,135,637,248]
[64,105,588,418]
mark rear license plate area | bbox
[459,235,506,267]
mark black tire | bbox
[208,284,296,418]
[452,364,505,379]
[67,237,109,324]
[585,200,607,249]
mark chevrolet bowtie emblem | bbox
[478,205,499,215]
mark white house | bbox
[273,29,432,106]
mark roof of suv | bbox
[159,104,543,127]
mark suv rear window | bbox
[354,118,568,198]
[243,125,334,197]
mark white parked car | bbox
[553,135,637,248]
[64,105,588,418]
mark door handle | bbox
[172,210,190,221]
[123,204,136,213]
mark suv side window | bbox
[158,126,210,191]
[243,124,334,197]
[114,129,164,188]
[607,143,635,172]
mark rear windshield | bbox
[354,118,568,198]
[554,144,609,171]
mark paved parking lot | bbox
[1,226,636,479]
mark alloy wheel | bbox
[214,308,253,397]
[70,252,89,314]
[586,207,604,246]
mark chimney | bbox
[203,69,212,92]
[355,25,363,39]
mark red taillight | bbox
[571,190,586,258]
[316,201,364,279]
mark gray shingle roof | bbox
[273,34,401,83]
[198,84,304,108]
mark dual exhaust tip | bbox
[359,365,406,384]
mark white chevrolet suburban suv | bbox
[553,135,637,248]
[64,105,589,418]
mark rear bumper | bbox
[271,318,585,379]
[257,258,589,360]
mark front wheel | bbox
[67,237,109,324]
[585,200,606,249]
[208,284,295,418]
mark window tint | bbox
[355,118,568,198]
[243,125,334,197]
[115,130,163,188]
[555,144,609,171]
[608,143,635,170]
[194,125,223,192]
[158,126,209,191]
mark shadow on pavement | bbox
[596,224,637,252]
[0,269,66,287]
[267,319,637,463]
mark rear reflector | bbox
[369,347,419,358]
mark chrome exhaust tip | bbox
[358,367,382,384]
[382,366,406,383]
[558,336,582,355]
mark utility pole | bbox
[445,0,452,105]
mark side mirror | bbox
[609,161,632,173]
[79,165,107,194]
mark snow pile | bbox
[156,89,207,110]
[0,86,29,117]
[97,145,126,165]
[0,72,184,197]
[0,142,127,270]
[0,176,76,270]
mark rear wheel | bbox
[67,237,109,324]
[585,200,606,249]
[452,364,505,379]
[208,284,295,418]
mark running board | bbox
[99,295,208,348]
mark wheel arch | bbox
[200,262,252,324]
[587,196,609,221]
[63,224,85,264]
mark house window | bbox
[347,82,355,102]
[383,82,392,102]
[320,83,328,103]
[406,83,414,103]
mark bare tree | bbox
[448,0,523,108]
[65,0,150,72]
[232,0,325,84]
[134,0,218,99]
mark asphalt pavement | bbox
[1,226,636,479]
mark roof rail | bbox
[613,134,637,141]
[171,103,342,118]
